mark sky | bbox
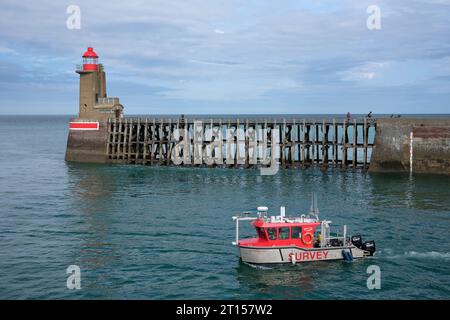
[0,0,449,115]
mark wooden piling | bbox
[321,120,326,168]
[143,118,148,164]
[109,119,114,160]
[342,119,348,168]
[363,117,368,169]
[103,116,374,170]
[126,118,132,163]
[291,120,296,167]
[244,119,249,168]
[281,120,286,168]
[120,118,126,161]
[353,119,357,169]
[331,119,335,166]
[158,120,163,164]
[135,118,140,164]
[302,120,306,166]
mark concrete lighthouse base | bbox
[65,119,109,163]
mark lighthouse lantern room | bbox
[82,47,99,71]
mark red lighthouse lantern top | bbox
[82,47,99,71]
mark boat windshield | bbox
[291,226,302,239]
[278,227,290,240]
[256,227,266,240]
[267,228,277,240]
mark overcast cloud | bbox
[0,0,449,114]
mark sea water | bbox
[0,115,449,299]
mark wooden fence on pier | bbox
[105,117,376,169]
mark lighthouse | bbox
[75,47,123,120]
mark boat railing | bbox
[321,224,348,247]
[232,215,258,246]
[326,235,347,242]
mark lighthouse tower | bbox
[76,47,123,120]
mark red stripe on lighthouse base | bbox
[69,121,100,130]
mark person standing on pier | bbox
[346,112,351,120]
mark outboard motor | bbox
[351,235,363,248]
[362,240,376,256]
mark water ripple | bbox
[0,116,450,299]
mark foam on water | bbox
[379,248,450,260]
[243,262,273,270]
[394,251,450,260]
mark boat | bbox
[232,195,376,264]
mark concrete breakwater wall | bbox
[65,121,109,164]
[369,118,450,174]
[65,116,450,175]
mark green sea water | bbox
[0,115,449,299]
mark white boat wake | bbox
[382,250,450,260]
[243,262,273,270]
